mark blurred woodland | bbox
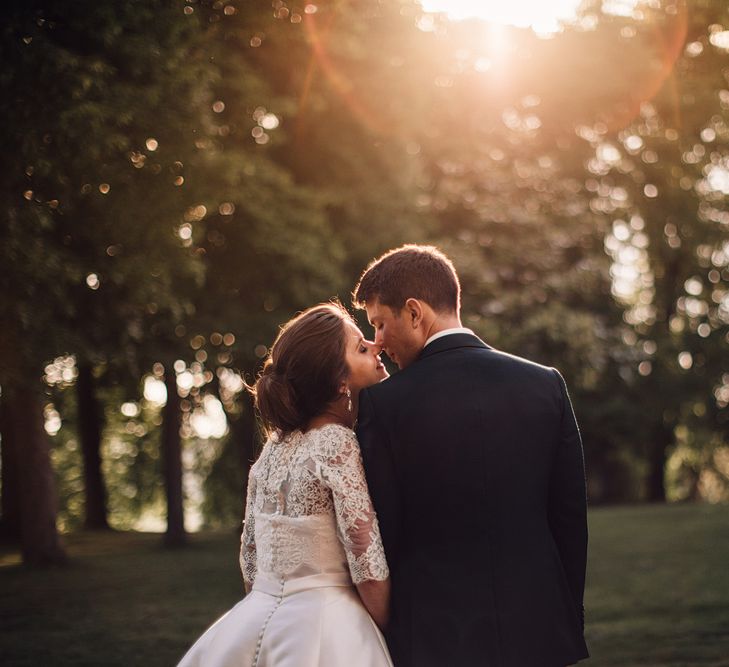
[1,0,728,566]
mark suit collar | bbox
[416,332,491,362]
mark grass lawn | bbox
[1,503,728,666]
[585,503,729,667]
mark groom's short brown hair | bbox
[352,244,460,314]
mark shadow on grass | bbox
[0,530,244,667]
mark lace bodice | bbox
[239,423,389,586]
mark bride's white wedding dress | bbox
[178,423,393,667]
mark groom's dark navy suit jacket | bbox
[357,333,589,667]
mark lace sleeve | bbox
[318,428,389,585]
[239,467,257,586]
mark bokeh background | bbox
[1,0,728,665]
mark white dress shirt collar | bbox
[424,327,474,349]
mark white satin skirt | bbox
[177,572,393,667]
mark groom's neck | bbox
[423,311,463,339]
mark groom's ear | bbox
[404,298,424,329]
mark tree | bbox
[75,363,109,529]
[581,1,729,500]
[0,0,213,556]
[0,388,21,541]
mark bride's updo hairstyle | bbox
[250,303,353,437]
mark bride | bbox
[178,303,393,666]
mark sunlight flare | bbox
[420,0,583,33]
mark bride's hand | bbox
[355,577,391,630]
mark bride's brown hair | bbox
[249,302,353,437]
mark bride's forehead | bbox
[344,320,363,339]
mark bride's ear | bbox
[404,298,424,329]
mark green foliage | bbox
[47,379,164,530]
[0,0,210,379]
[576,1,729,499]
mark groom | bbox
[354,245,589,667]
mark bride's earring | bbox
[346,387,352,413]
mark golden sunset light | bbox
[4,1,729,665]
[419,0,584,32]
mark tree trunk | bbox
[76,364,110,530]
[0,392,22,541]
[162,370,186,547]
[9,385,67,565]
[646,419,672,502]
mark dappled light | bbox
[143,376,167,406]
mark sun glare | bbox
[420,0,584,33]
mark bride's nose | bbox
[367,341,383,356]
